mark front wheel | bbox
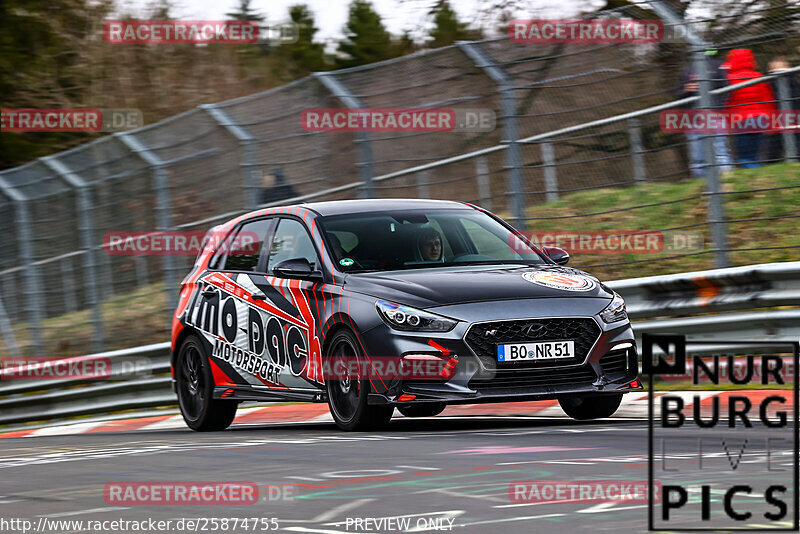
[176,335,238,431]
[325,329,393,431]
[559,394,622,420]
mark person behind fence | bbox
[722,48,778,169]
[677,49,733,178]
[764,57,800,163]
[260,168,298,205]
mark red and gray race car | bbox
[171,199,641,431]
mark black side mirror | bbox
[542,246,570,265]
[272,258,323,280]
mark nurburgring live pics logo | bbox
[645,334,799,531]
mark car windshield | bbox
[320,208,547,272]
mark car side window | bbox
[267,218,319,272]
[460,219,519,259]
[217,218,274,272]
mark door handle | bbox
[251,290,267,301]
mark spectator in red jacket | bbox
[722,49,778,168]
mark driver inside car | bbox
[417,228,444,262]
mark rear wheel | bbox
[398,403,447,418]
[559,394,622,420]
[176,335,238,431]
[325,329,393,431]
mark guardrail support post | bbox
[458,41,525,229]
[314,73,375,199]
[117,134,178,324]
[41,156,105,353]
[200,104,261,210]
[629,118,647,184]
[775,75,799,163]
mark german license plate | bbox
[497,340,575,362]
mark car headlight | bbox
[376,300,457,332]
[600,293,628,323]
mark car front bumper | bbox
[359,297,642,406]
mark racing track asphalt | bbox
[0,415,795,533]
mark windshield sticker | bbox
[522,271,596,291]
[339,258,354,267]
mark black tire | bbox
[325,329,394,431]
[558,394,623,420]
[398,403,447,418]
[176,335,238,431]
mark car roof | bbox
[303,198,472,216]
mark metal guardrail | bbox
[0,343,172,425]
[0,262,797,427]
[607,261,800,355]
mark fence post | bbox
[628,118,647,184]
[0,294,21,357]
[775,75,799,163]
[458,41,525,229]
[200,104,261,209]
[541,142,559,203]
[416,171,431,199]
[314,73,375,199]
[0,272,15,321]
[476,156,491,210]
[60,257,77,314]
[0,175,44,356]
[41,156,106,352]
[651,0,729,268]
[695,50,729,268]
[117,133,178,323]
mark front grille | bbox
[467,348,632,393]
[465,317,601,369]
[468,364,598,391]
[599,350,629,375]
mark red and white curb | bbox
[0,391,780,438]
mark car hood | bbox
[342,264,615,308]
